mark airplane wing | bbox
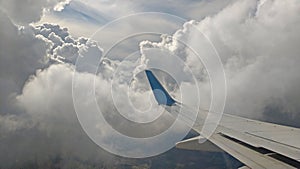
[145,70,300,169]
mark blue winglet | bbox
[145,70,176,106]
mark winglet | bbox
[145,70,176,106]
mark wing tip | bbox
[144,69,176,106]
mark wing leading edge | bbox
[145,70,300,169]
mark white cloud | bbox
[0,15,185,164]
[33,23,100,65]
[54,0,72,11]
[1,64,117,168]
[140,0,300,125]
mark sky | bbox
[0,0,300,168]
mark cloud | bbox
[140,0,300,126]
[0,11,186,165]
[0,0,73,116]
[195,0,300,122]
[33,23,101,65]
[1,64,118,168]
[0,11,49,115]
[54,0,72,11]
[0,9,97,115]
[0,0,71,24]
[0,4,117,167]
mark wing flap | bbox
[209,133,297,169]
[176,136,222,152]
[218,114,300,162]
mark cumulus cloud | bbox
[0,23,114,167]
[0,3,117,167]
[33,23,102,65]
[140,0,300,126]
[0,10,99,115]
[0,8,184,167]
[11,64,116,167]
[195,0,300,123]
